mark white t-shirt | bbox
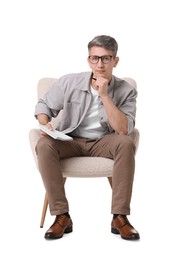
[71,86,107,139]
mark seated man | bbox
[34,35,140,241]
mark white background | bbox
[0,0,171,259]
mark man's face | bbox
[87,46,119,81]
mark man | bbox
[34,35,140,240]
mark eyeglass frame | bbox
[88,55,114,64]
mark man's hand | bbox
[37,113,53,136]
[92,77,109,97]
[40,123,53,136]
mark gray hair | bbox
[88,35,118,57]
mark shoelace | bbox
[53,214,67,228]
[118,215,133,228]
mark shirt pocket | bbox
[60,102,81,129]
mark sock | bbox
[58,212,70,217]
[64,212,70,217]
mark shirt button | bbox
[100,117,103,120]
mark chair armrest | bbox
[29,128,41,169]
[130,128,140,154]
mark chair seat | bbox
[61,157,114,178]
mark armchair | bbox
[29,77,140,228]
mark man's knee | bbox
[114,134,136,153]
[36,136,54,154]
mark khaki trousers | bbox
[36,133,136,216]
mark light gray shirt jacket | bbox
[35,71,137,136]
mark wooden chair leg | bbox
[40,192,48,228]
[107,177,112,188]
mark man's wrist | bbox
[37,114,48,125]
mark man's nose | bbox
[97,58,104,66]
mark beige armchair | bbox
[29,77,140,228]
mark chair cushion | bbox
[61,157,114,177]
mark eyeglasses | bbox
[88,55,113,64]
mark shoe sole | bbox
[111,227,120,234]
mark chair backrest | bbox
[37,77,137,128]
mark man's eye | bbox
[92,56,98,61]
[103,57,110,61]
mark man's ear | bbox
[113,56,119,67]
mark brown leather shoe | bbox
[111,215,140,240]
[45,214,73,239]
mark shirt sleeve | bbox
[34,79,64,120]
[119,86,137,134]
